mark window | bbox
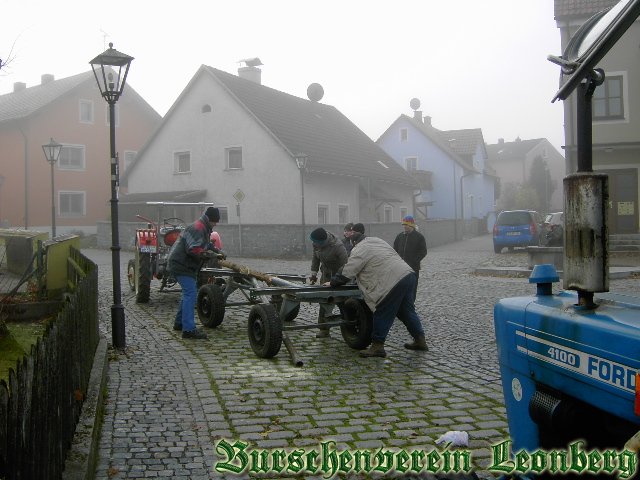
[105,104,120,126]
[217,206,229,224]
[593,75,624,120]
[123,151,137,171]
[317,204,329,224]
[400,128,408,142]
[59,145,85,170]
[226,147,243,170]
[384,206,392,223]
[79,100,93,124]
[338,204,349,225]
[59,191,85,217]
[202,104,212,113]
[400,207,408,220]
[405,156,417,171]
[174,151,191,174]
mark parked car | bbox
[539,211,564,247]
[492,210,542,253]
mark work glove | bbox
[309,274,317,285]
[200,250,216,260]
[211,247,226,260]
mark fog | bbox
[1,0,565,153]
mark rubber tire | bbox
[270,295,300,322]
[493,244,502,254]
[127,259,136,291]
[248,303,282,358]
[136,252,151,303]
[339,298,373,350]
[197,284,225,328]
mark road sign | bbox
[233,189,245,203]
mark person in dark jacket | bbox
[309,227,348,338]
[393,215,427,300]
[341,223,354,255]
[168,207,221,339]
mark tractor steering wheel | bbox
[163,217,185,229]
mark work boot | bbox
[182,328,208,340]
[173,324,182,331]
[359,341,387,358]
[404,335,428,351]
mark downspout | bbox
[19,125,29,229]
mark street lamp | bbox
[90,43,133,350]
[294,153,308,255]
[42,138,62,238]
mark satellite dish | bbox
[410,98,421,111]
[307,83,324,102]
[549,0,640,101]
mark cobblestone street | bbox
[85,234,638,479]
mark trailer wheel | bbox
[136,252,152,303]
[127,259,136,291]
[197,284,225,328]
[340,298,373,350]
[248,303,282,358]
[270,296,300,322]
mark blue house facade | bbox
[377,110,496,224]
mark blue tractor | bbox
[494,1,640,476]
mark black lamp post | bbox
[42,138,62,238]
[90,43,133,350]
[294,153,308,255]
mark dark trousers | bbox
[371,273,424,343]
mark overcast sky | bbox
[1,0,566,154]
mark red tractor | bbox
[127,214,185,303]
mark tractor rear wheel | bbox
[197,284,225,328]
[248,303,282,358]
[339,298,373,350]
[136,252,151,303]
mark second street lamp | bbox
[42,138,62,238]
[294,153,308,255]
[90,43,133,350]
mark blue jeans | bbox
[371,273,425,343]
[174,275,197,332]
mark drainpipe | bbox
[460,172,474,237]
[19,126,29,229]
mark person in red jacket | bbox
[393,215,427,301]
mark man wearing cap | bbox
[327,231,428,357]
[168,207,221,339]
[341,223,355,255]
[309,227,348,337]
[393,215,427,300]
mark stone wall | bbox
[97,218,484,258]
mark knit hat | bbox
[205,207,220,223]
[351,223,365,234]
[402,215,415,227]
[310,227,328,245]
[343,222,354,232]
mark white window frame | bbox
[405,156,417,171]
[79,99,94,124]
[317,204,329,225]
[105,104,120,127]
[384,206,393,223]
[58,191,86,217]
[217,206,229,224]
[226,146,243,170]
[338,204,349,225]
[58,145,86,171]
[400,128,408,143]
[593,71,629,124]
[174,151,191,174]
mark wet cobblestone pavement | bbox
[84,234,638,479]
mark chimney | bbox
[424,115,432,126]
[238,66,261,84]
[413,110,422,122]
[13,82,26,92]
[498,138,504,145]
[41,74,54,85]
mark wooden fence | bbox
[0,247,98,479]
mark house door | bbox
[601,168,638,234]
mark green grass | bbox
[0,319,48,382]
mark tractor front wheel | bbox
[127,259,136,291]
